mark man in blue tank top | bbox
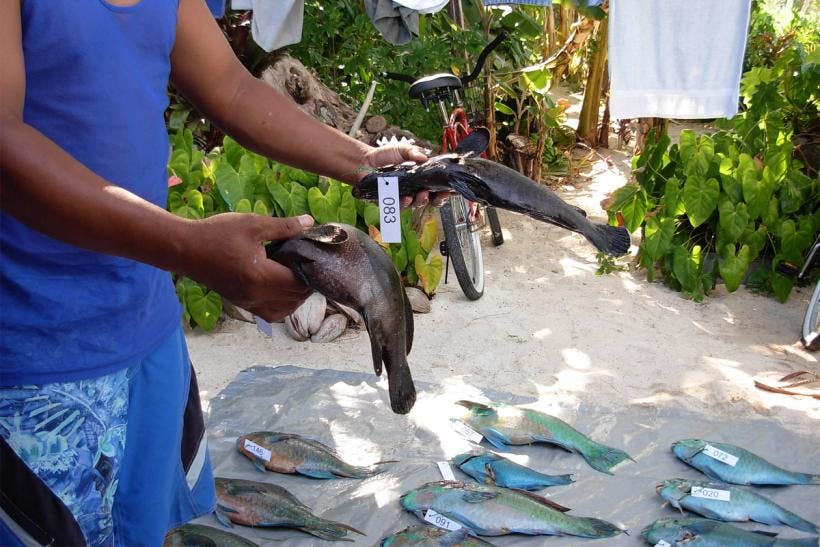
[0,1,436,544]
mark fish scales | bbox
[657,478,819,533]
[456,400,632,474]
[355,129,631,257]
[271,223,416,414]
[401,481,623,539]
[672,439,820,485]
[237,432,386,478]
[641,517,820,546]
[214,477,364,541]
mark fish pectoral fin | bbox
[454,127,490,156]
[461,490,498,503]
[302,224,349,245]
[750,530,779,538]
[696,507,725,520]
[252,458,267,473]
[402,287,413,355]
[482,428,512,450]
[214,507,235,528]
[484,462,497,484]
[296,466,336,479]
[511,489,571,512]
[362,311,383,376]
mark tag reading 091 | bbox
[377,176,401,243]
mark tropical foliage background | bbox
[166,0,818,329]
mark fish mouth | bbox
[655,483,665,493]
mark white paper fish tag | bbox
[424,509,462,531]
[451,420,483,443]
[703,444,739,466]
[654,541,671,547]
[691,486,731,502]
[436,461,456,481]
[377,176,401,243]
[243,439,271,462]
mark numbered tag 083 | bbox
[377,176,401,243]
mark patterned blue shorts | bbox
[0,327,215,546]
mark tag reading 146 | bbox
[243,439,272,462]
[377,176,401,243]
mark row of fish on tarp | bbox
[164,399,820,546]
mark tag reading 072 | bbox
[377,176,401,243]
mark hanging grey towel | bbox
[231,0,305,52]
[364,0,420,45]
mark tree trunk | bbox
[560,5,574,43]
[546,6,556,57]
[576,18,609,145]
[259,54,435,150]
[597,62,611,148]
[635,118,668,155]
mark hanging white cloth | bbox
[608,0,753,119]
[231,0,304,52]
[391,0,449,14]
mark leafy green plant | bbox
[606,47,818,302]
[166,131,441,329]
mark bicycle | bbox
[385,32,507,301]
[777,235,820,351]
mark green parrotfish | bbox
[236,431,391,479]
[214,477,364,542]
[454,400,632,474]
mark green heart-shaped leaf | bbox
[415,254,443,295]
[718,243,751,292]
[718,199,750,242]
[642,217,675,262]
[683,175,719,228]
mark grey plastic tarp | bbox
[194,365,820,546]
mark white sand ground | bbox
[186,140,819,440]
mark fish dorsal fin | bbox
[362,311,383,376]
[455,127,490,156]
[511,489,571,512]
[455,400,497,417]
[302,224,348,245]
[750,530,779,538]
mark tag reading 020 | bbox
[377,176,401,243]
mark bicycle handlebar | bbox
[383,31,508,85]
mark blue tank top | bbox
[1,0,183,385]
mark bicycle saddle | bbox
[408,73,462,100]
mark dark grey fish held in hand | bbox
[270,223,416,414]
[354,128,631,256]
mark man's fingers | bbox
[259,214,314,241]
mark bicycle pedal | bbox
[439,240,449,257]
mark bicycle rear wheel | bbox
[486,206,504,246]
[440,195,484,300]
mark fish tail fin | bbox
[575,517,626,538]
[586,222,631,256]
[807,474,820,485]
[581,442,632,474]
[779,509,820,534]
[346,461,394,478]
[302,518,365,541]
[383,350,416,414]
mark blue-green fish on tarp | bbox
[380,525,495,546]
[672,439,820,486]
[641,517,820,546]
[451,450,574,491]
[657,478,819,533]
[236,431,391,478]
[400,481,625,539]
[454,400,632,474]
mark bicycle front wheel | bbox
[440,195,484,300]
[802,279,820,351]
